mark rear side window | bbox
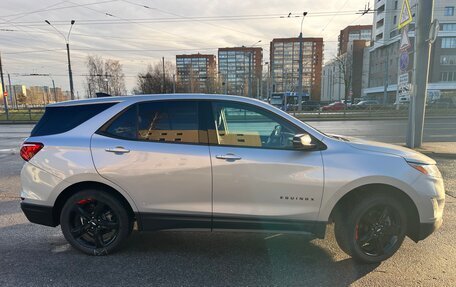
[100,101,201,144]
[104,105,137,139]
[138,101,199,143]
[31,103,116,137]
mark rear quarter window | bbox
[30,103,116,137]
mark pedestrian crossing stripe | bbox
[398,0,413,29]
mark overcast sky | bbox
[0,0,373,97]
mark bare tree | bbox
[205,67,219,94]
[333,52,353,103]
[135,61,175,94]
[16,93,27,105]
[105,59,126,96]
[85,55,126,97]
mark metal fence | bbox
[0,104,455,123]
[286,104,456,120]
[0,108,45,122]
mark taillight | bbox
[20,142,43,161]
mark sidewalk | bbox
[413,142,456,158]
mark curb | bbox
[295,115,456,122]
[0,121,37,125]
[416,151,456,159]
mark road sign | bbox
[400,28,411,50]
[3,91,7,97]
[399,51,409,71]
[398,0,413,29]
[398,73,410,97]
[429,19,440,44]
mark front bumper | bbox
[417,217,443,241]
[21,202,58,227]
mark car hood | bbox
[330,135,436,165]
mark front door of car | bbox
[91,100,212,231]
[207,101,324,231]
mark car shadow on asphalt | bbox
[0,223,380,286]
[0,201,380,286]
[116,231,380,285]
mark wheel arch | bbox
[328,183,421,242]
[52,181,136,226]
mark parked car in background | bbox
[341,100,353,108]
[393,96,410,109]
[301,101,320,111]
[321,102,346,111]
[352,100,381,110]
[428,98,456,109]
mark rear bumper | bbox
[21,202,57,227]
[417,218,443,241]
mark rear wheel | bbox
[334,194,407,263]
[60,189,132,255]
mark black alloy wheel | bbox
[69,198,119,249]
[334,194,407,263]
[61,190,132,255]
[355,204,402,257]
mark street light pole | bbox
[406,0,434,148]
[248,52,252,97]
[297,12,308,112]
[50,77,56,102]
[45,20,75,100]
[66,41,74,100]
[0,52,8,118]
[7,73,17,109]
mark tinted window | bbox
[104,104,137,139]
[138,101,199,144]
[210,101,300,149]
[31,103,116,137]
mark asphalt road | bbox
[0,119,455,286]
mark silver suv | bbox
[20,94,445,262]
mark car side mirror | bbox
[293,134,316,150]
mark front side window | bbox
[210,101,300,149]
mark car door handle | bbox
[105,147,130,154]
[216,153,242,160]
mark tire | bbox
[60,189,132,255]
[334,194,407,263]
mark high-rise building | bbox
[270,37,323,101]
[338,25,372,55]
[218,47,263,97]
[28,86,52,105]
[365,0,456,101]
[176,53,217,93]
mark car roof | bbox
[47,94,265,107]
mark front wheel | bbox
[334,194,407,263]
[60,190,132,255]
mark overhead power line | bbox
[0,10,375,27]
[0,0,119,19]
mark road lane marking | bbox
[264,233,283,240]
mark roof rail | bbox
[95,92,112,98]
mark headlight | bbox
[407,162,442,178]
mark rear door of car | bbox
[91,100,213,231]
